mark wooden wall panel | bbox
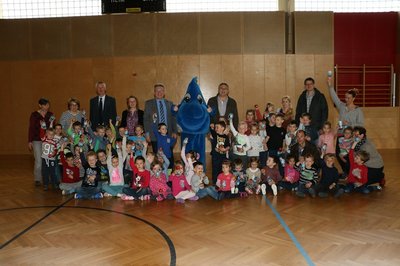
[265,54,287,107]
[0,20,30,60]
[285,55,297,106]
[155,56,179,103]
[363,107,400,149]
[71,16,112,58]
[156,14,199,55]
[200,55,222,100]
[200,13,241,54]
[0,62,15,152]
[129,56,157,111]
[293,55,315,101]
[176,55,200,102]
[243,55,265,115]
[314,54,335,123]
[112,14,155,56]
[294,12,334,54]
[30,18,71,60]
[243,12,286,54]
[221,55,244,120]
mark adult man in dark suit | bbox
[89,81,117,130]
[144,83,178,153]
[295,77,328,130]
[207,82,239,128]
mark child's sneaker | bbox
[245,187,253,195]
[116,193,123,198]
[308,187,316,198]
[318,192,328,198]
[176,198,185,203]
[103,192,113,197]
[271,184,278,196]
[74,193,82,199]
[121,194,134,201]
[189,196,199,201]
[234,187,239,194]
[156,195,164,202]
[334,188,344,198]
[93,192,103,199]
[255,185,261,195]
[143,195,151,200]
[62,190,68,195]
[261,184,267,195]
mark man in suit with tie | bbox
[144,83,178,153]
[89,81,117,130]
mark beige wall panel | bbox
[91,58,115,89]
[363,107,400,149]
[200,13,241,54]
[200,55,222,101]
[129,56,157,110]
[243,12,286,54]
[314,54,335,123]
[68,59,95,111]
[112,14,155,56]
[243,55,265,118]
[71,16,112,58]
[156,14,199,55]
[285,55,297,103]
[221,55,244,120]
[265,54,287,108]
[294,54,315,101]
[176,55,200,102]
[0,20,30,60]
[156,56,179,103]
[30,18,71,60]
[294,12,333,54]
[11,61,35,153]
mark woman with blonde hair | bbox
[276,96,294,129]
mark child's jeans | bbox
[76,186,101,199]
[41,158,57,187]
[196,186,219,200]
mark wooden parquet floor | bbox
[1,150,400,265]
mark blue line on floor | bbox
[264,196,315,266]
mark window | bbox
[0,0,101,19]
[166,0,278,13]
[296,0,400,12]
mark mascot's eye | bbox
[184,93,191,102]
[197,95,203,104]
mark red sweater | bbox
[169,173,191,196]
[28,111,54,142]
[129,157,150,189]
[60,151,81,183]
[216,173,235,191]
[347,149,368,185]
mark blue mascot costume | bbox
[175,77,213,169]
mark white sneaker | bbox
[261,184,267,195]
[271,184,278,196]
[234,187,239,194]
[103,192,113,197]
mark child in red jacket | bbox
[344,141,370,194]
[121,155,151,200]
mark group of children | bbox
[37,100,382,202]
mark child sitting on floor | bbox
[169,161,198,203]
